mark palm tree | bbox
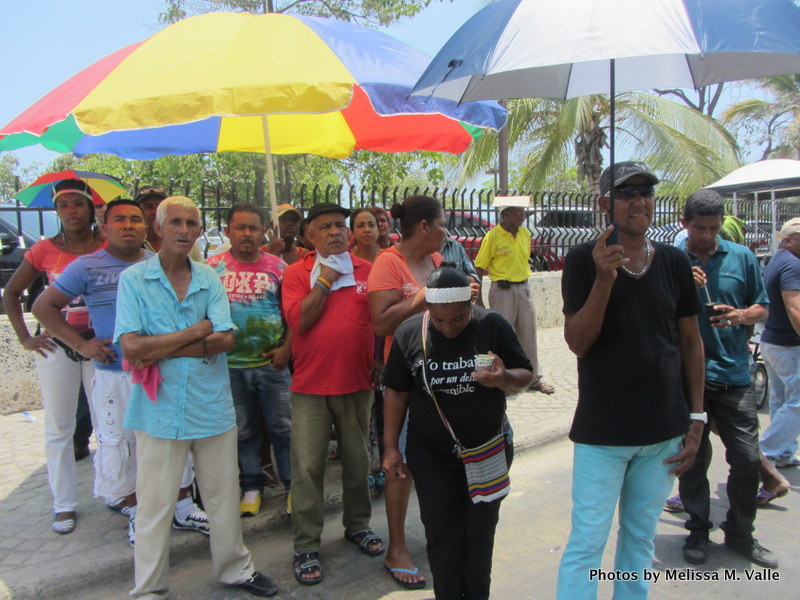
[722,75,800,160]
[459,92,740,198]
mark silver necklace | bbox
[620,238,652,278]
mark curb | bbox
[3,424,572,600]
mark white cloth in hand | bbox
[310,252,356,290]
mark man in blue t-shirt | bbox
[676,190,776,569]
[759,217,800,468]
[32,200,208,548]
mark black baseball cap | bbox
[599,162,659,196]
[305,203,351,224]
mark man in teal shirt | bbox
[677,190,776,569]
[115,196,278,598]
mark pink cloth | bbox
[122,359,162,402]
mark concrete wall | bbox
[480,272,564,331]
[0,272,565,415]
[0,314,42,415]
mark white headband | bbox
[52,188,93,203]
[425,286,472,304]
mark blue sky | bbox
[0,0,479,171]
[0,1,769,175]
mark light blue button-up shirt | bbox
[114,255,236,439]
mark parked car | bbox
[0,205,61,310]
[197,226,229,258]
[444,208,560,271]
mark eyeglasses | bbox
[613,184,654,199]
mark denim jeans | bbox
[759,342,800,461]
[679,382,760,541]
[556,436,682,600]
[229,364,292,492]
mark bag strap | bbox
[421,311,461,448]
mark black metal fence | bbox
[3,184,800,276]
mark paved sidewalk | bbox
[0,326,577,600]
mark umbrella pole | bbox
[262,116,280,230]
[609,58,616,224]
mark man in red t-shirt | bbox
[281,203,382,586]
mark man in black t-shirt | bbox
[556,162,705,600]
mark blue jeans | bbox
[557,436,682,600]
[229,365,292,492]
[759,342,800,461]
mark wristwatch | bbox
[689,412,708,424]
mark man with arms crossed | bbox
[115,196,277,598]
[33,199,208,547]
[557,162,705,600]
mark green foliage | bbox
[460,92,740,199]
[0,155,36,201]
[158,0,443,25]
[722,75,800,160]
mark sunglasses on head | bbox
[612,184,654,199]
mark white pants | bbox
[34,345,96,513]
[130,428,253,599]
[92,369,195,502]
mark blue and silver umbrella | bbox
[412,0,800,103]
[412,0,800,205]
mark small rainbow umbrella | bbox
[0,12,506,222]
[13,169,126,208]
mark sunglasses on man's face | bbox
[613,184,655,200]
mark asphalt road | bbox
[77,437,799,600]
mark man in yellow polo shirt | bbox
[475,205,554,393]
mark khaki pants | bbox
[130,428,253,599]
[488,281,542,378]
[291,390,374,553]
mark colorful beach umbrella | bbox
[0,12,506,221]
[13,169,126,208]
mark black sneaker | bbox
[724,538,779,569]
[231,571,279,597]
[682,532,709,565]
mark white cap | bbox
[492,195,531,211]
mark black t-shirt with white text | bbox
[383,307,532,467]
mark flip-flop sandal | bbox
[344,528,385,556]
[52,514,76,535]
[756,485,789,506]
[384,564,426,590]
[293,552,323,586]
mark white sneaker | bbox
[172,502,210,535]
[127,517,136,547]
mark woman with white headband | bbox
[2,178,105,534]
[382,264,534,600]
